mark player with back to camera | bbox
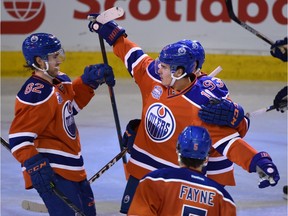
[8,32,115,216]
[87,16,280,214]
[270,37,288,199]
[128,125,236,216]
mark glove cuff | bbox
[249,151,271,172]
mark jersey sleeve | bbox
[72,76,95,111]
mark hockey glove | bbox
[270,37,288,62]
[122,119,141,153]
[24,154,55,194]
[88,13,126,46]
[249,152,280,188]
[273,86,287,113]
[199,98,244,128]
[82,64,115,89]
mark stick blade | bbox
[87,7,125,24]
[22,200,48,213]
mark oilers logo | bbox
[145,103,176,143]
[62,101,76,139]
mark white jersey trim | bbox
[37,148,82,159]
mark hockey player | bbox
[128,125,236,216]
[8,33,115,216]
[270,37,288,199]
[177,39,248,129]
[270,37,287,62]
[87,17,280,214]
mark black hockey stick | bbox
[98,35,127,166]
[88,8,128,175]
[245,100,287,118]
[89,148,127,184]
[225,0,274,45]
[0,137,86,216]
[21,148,128,213]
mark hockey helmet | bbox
[22,33,64,67]
[177,39,205,70]
[158,42,196,75]
[177,126,211,160]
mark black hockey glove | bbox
[270,37,288,62]
[82,63,115,89]
[88,13,126,46]
[122,119,141,153]
[273,86,287,113]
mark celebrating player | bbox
[271,37,288,199]
[270,37,287,62]
[87,17,280,214]
[8,33,115,216]
[128,125,236,216]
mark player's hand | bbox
[270,37,288,62]
[24,154,55,194]
[122,119,141,153]
[273,86,287,113]
[199,98,244,128]
[88,13,126,46]
[249,152,280,188]
[81,64,115,89]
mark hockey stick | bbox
[21,148,128,213]
[225,0,274,45]
[89,148,127,184]
[88,7,129,177]
[245,100,287,118]
[208,66,222,77]
[0,137,86,216]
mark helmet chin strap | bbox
[169,72,187,86]
[32,62,55,79]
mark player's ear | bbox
[35,56,45,68]
[175,67,185,77]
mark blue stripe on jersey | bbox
[126,48,145,75]
[146,167,234,202]
[147,60,161,81]
[131,146,177,170]
[9,135,35,149]
[206,158,233,172]
[40,153,84,167]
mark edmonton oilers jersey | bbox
[114,37,254,187]
[129,167,236,216]
[9,74,95,189]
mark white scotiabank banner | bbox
[1,0,287,54]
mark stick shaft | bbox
[225,0,274,45]
[89,148,127,184]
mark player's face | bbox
[158,62,172,86]
[47,49,65,76]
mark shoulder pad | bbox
[198,76,229,98]
[17,76,54,105]
[147,60,161,82]
[56,72,71,82]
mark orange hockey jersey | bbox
[113,37,256,186]
[9,73,94,189]
[128,167,236,216]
